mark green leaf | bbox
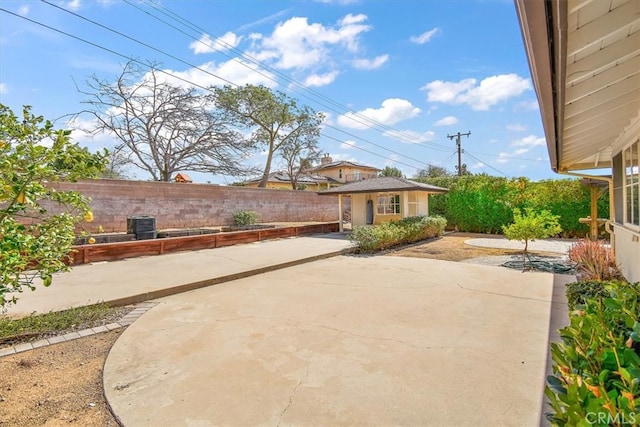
[547,375,567,394]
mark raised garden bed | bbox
[220,224,276,232]
[68,222,340,265]
[73,233,135,245]
[157,228,220,238]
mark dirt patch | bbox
[0,330,121,426]
[389,232,521,261]
[0,231,538,425]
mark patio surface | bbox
[104,253,568,426]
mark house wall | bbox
[614,226,640,283]
[320,166,379,183]
[41,179,343,233]
[349,191,432,227]
[351,194,368,226]
[242,181,327,191]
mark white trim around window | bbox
[623,140,639,230]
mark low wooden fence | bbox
[68,222,340,265]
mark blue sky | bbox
[0,0,556,184]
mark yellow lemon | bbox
[16,192,26,204]
[88,237,96,244]
[84,211,94,222]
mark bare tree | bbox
[214,84,325,187]
[99,144,131,179]
[80,60,254,181]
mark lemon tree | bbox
[0,104,107,309]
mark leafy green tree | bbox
[502,207,562,261]
[213,84,324,188]
[379,166,404,178]
[0,104,107,309]
[414,165,450,178]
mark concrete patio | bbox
[104,253,571,426]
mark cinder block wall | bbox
[47,179,346,233]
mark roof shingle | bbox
[317,177,448,195]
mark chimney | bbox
[321,153,332,165]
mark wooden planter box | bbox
[68,222,340,265]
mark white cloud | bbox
[434,116,458,127]
[511,135,545,147]
[259,14,371,70]
[352,54,388,70]
[506,123,526,132]
[0,83,7,94]
[422,74,531,110]
[330,152,357,162]
[66,0,81,11]
[471,162,485,170]
[495,146,533,164]
[190,32,242,55]
[17,5,29,15]
[237,8,293,33]
[164,60,277,89]
[410,28,438,44]
[382,129,434,144]
[337,98,421,129]
[340,140,356,149]
[303,71,339,87]
[495,152,511,164]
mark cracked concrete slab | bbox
[104,255,559,426]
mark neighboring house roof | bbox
[243,171,338,186]
[174,173,192,183]
[317,177,448,195]
[514,0,640,172]
[308,160,381,172]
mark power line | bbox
[127,0,455,153]
[3,4,452,173]
[464,151,510,177]
[32,2,449,169]
[446,131,471,176]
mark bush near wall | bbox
[417,175,607,237]
[545,279,640,426]
[349,215,446,253]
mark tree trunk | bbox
[259,142,275,188]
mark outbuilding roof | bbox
[317,177,448,195]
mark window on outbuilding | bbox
[624,141,639,228]
[377,194,400,215]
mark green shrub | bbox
[568,239,621,281]
[565,280,611,310]
[415,175,607,237]
[546,280,640,425]
[502,208,562,252]
[349,215,446,253]
[232,210,258,226]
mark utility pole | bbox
[447,131,471,176]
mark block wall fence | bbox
[47,179,347,233]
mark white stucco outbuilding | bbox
[318,177,448,231]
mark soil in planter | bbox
[220,224,276,232]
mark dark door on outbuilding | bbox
[366,199,374,224]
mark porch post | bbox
[589,185,598,240]
[402,191,409,218]
[338,194,344,232]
